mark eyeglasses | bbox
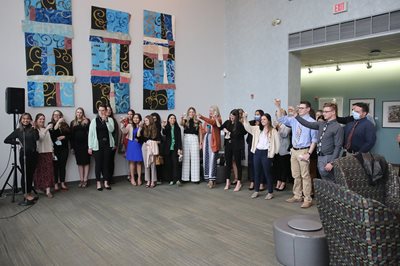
[298,107,306,109]
[322,110,333,113]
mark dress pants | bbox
[290,149,312,202]
[93,144,111,182]
[253,149,273,193]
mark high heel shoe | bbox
[104,181,111,190]
[224,180,231,190]
[277,183,286,191]
[96,181,103,191]
[234,183,242,192]
[248,182,254,190]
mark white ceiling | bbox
[292,33,400,67]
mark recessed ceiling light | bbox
[326,59,335,62]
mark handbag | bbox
[118,137,126,154]
[155,155,164,165]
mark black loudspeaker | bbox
[6,87,25,114]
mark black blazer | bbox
[162,124,182,154]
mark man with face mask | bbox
[343,102,376,154]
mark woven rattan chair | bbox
[314,155,400,265]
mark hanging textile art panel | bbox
[23,0,74,107]
[90,6,131,113]
[143,10,175,110]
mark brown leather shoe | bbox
[301,201,313,208]
[286,196,303,203]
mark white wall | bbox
[0,0,225,188]
[224,0,400,117]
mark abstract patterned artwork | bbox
[143,10,176,110]
[90,6,131,113]
[23,0,75,107]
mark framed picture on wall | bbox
[382,101,400,128]
[318,97,343,117]
[349,98,375,118]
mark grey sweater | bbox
[295,116,343,160]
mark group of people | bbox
[4,105,116,204]
[4,99,378,208]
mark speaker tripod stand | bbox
[0,113,22,202]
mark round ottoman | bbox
[273,214,329,266]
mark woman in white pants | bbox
[137,115,160,188]
[181,107,202,183]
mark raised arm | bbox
[295,116,319,130]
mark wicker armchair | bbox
[314,155,400,265]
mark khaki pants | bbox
[290,149,312,202]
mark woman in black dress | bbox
[217,109,247,192]
[70,107,90,188]
[4,113,39,204]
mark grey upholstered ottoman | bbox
[273,214,329,266]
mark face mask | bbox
[254,115,261,121]
[352,111,361,120]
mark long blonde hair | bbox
[71,107,89,127]
[183,107,200,129]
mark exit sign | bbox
[333,1,348,14]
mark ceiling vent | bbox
[289,9,400,50]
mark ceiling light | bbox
[308,67,313,74]
[336,64,341,71]
[366,62,372,69]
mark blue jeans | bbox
[253,149,273,193]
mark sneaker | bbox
[301,201,313,208]
[286,196,303,203]
[176,181,182,187]
[250,192,259,198]
[169,181,174,185]
[265,193,274,200]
